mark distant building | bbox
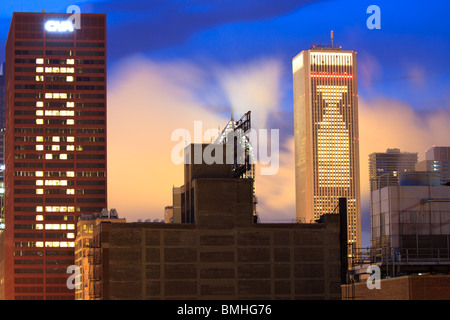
[163,206,173,223]
[369,148,418,192]
[352,172,450,283]
[292,45,361,249]
[416,146,450,185]
[76,143,344,300]
[74,209,126,300]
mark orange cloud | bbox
[107,56,284,222]
[107,55,450,241]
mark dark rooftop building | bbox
[76,143,344,300]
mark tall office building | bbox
[4,12,107,300]
[369,148,418,191]
[0,62,5,230]
[416,146,450,185]
[292,45,361,248]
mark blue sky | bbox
[2,0,450,113]
[1,0,450,247]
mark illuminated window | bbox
[36,58,44,64]
[36,224,44,230]
[36,136,44,142]
[36,119,43,125]
[45,110,57,116]
[45,180,68,186]
[67,233,75,239]
[36,171,44,177]
[36,206,43,213]
[36,215,44,221]
[36,110,44,116]
[67,137,75,142]
[67,119,74,125]
[35,75,44,81]
[36,242,44,247]
[60,110,74,117]
[66,102,74,108]
[52,136,60,142]
[36,189,44,194]
[67,171,74,177]
[36,145,44,151]
[67,145,75,151]
[36,101,44,107]
[66,76,74,82]
[52,145,60,151]
[45,154,53,160]
[36,67,44,73]
[66,189,74,194]
[36,180,44,186]
[60,154,68,160]
[66,59,75,65]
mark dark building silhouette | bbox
[75,143,344,300]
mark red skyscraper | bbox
[4,11,107,300]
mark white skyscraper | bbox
[292,45,361,248]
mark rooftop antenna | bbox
[331,30,334,48]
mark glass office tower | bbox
[292,46,361,249]
[4,12,107,300]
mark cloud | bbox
[358,97,450,200]
[215,58,284,129]
[81,0,322,59]
[255,136,296,222]
[107,55,286,222]
[107,56,225,221]
[107,54,450,251]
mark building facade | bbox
[370,172,450,251]
[369,148,418,191]
[292,46,361,248]
[76,144,343,300]
[0,63,5,231]
[4,12,107,300]
[342,275,450,300]
[74,209,125,300]
[416,146,450,186]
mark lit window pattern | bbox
[310,52,353,66]
[44,67,74,73]
[315,85,350,188]
[45,206,75,212]
[45,93,68,99]
[45,180,68,186]
[45,224,75,230]
[45,110,74,116]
